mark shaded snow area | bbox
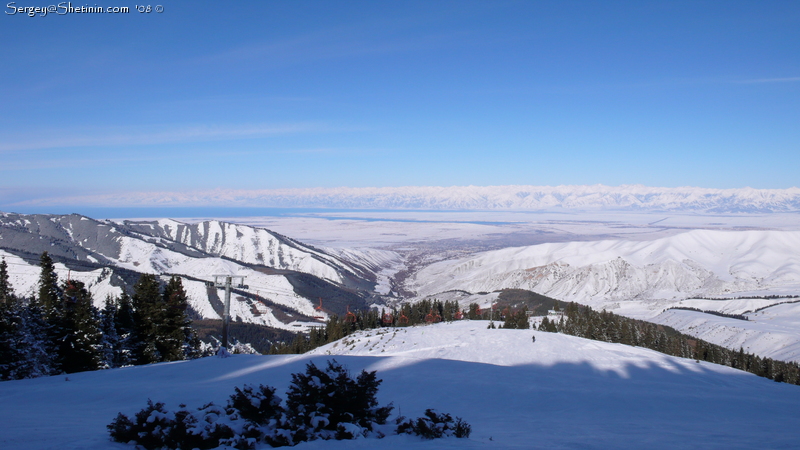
[652,300,800,363]
[408,229,800,314]
[3,322,799,449]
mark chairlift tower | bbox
[212,275,247,350]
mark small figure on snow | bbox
[531,335,536,343]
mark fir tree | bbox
[12,303,54,379]
[114,292,136,366]
[0,268,25,380]
[131,274,163,365]
[37,252,61,320]
[57,279,102,373]
[159,276,198,361]
[99,296,125,368]
[0,258,12,305]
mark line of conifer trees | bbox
[538,302,800,385]
[269,299,530,354]
[0,253,200,381]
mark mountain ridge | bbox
[0,212,392,331]
[14,184,800,213]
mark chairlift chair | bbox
[313,298,325,320]
[425,308,441,323]
[345,305,357,323]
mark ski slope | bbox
[1,321,799,449]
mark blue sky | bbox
[1,1,799,210]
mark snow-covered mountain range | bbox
[0,212,400,331]
[19,184,800,213]
[409,229,800,310]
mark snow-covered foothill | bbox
[651,300,800,363]
[408,229,800,310]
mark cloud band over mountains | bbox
[12,185,800,213]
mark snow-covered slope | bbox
[0,249,122,303]
[31,184,800,213]
[408,229,800,309]
[651,300,800,362]
[0,213,390,330]
[119,219,373,285]
[2,322,799,449]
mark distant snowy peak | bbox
[20,185,800,212]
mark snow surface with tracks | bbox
[1,321,799,449]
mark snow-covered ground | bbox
[408,229,800,308]
[651,300,800,362]
[2,321,799,449]
[217,210,800,248]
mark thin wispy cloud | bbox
[0,122,332,153]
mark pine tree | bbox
[37,252,61,320]
[131,274,163,365]
[99,296,123,368]
[0,258,12,305]
[0,265,26,380]
[14,303,54,378]
[114,292,136,366]
[57,279,102,373]
[160,276,199,361]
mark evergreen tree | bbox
[502,308,530,329]
[285,360,393,440]
[0,258,12,305]
[57,279,102,373]
[159,276,199,361]
[131,274,163,365]
[0,266,25,380]
[11,303,54,379]
[36,252,61,319]
[114,292,136,366]
[467,303,482,320]
[99,296,125,368]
